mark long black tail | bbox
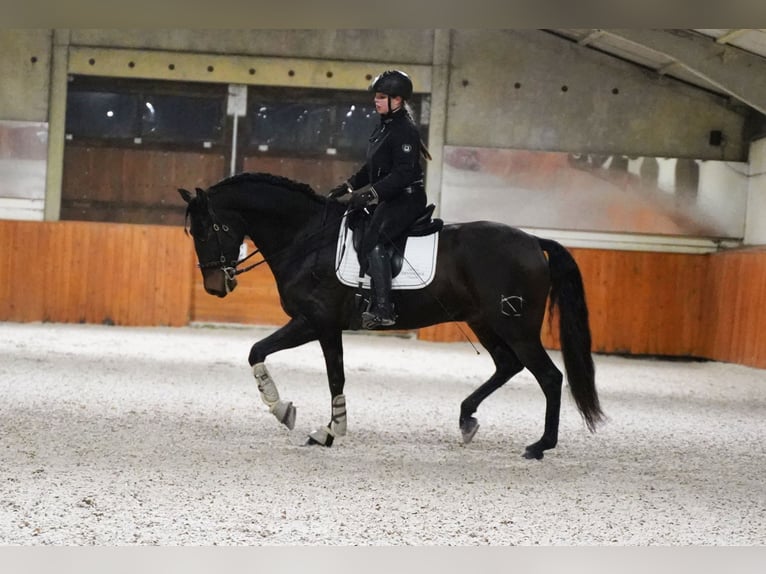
[537,237,604,432]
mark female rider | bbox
[329,69,431,328]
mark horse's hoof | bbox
[305,426,334,447]
[460,417,480,444]
[522,447,544,460]
[304,434,334,447]
[277,402,296,430]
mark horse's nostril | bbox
[204,285,227,298]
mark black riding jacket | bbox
[347,107,424,202]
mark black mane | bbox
[210,172,321,200]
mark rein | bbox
[231,247,266,276]
[196,201,348,279]
[196,241,265,273]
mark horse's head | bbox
[179,187,245,298]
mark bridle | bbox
[190,207,268,282]
[188,193,352,282]
[197,230,266,280]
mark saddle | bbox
[336,203,443,330]
[351,204,443,278]
[334,203,443,291]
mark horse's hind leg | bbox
[460,324,524,444]
[509,339,563,460]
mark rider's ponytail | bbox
[403,102,432,161]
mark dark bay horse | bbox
[179,172,604,459]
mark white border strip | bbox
[0,197,45,221]
[517,227,741,254]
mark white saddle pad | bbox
[334,213,439,290]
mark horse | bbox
[178,172,604,459]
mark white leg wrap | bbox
[253,362,296,430]
[331,394,347,436]
[253,362,280,408]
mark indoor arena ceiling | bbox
[544,29,766,117]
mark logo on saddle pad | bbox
[335,213,440,290]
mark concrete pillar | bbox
[44,30,70,221]
[745,137,766,245]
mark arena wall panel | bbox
[418,247,766,369]
[0,220,194,326]
[2,220,765,368]
[703,247,766,368]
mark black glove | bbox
[349,188,377,210]
[328,182,351,199]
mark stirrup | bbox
[361,309,396,329]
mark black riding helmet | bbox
[369,70,413,100]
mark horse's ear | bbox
[178,188,193,203]
[194,187,209,205]
[194,187,209,208]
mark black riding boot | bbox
[362,244,396,328]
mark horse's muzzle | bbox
[202,269,237,298]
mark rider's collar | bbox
[381,106,404,123]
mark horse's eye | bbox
[191,228,209,243]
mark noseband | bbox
[193,209,266,279]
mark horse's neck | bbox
[224,186,339,270]
[248,208,322,254]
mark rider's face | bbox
[374,92,402,114]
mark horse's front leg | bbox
[248,317,318,431]
[306,329,346,447]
